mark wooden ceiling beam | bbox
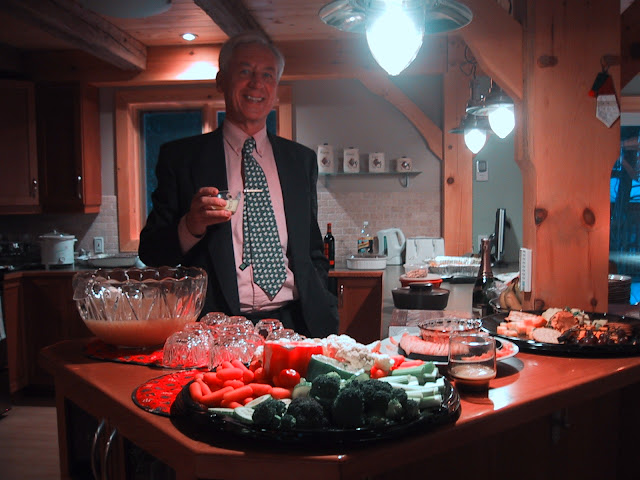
[194,0,269,40]
[24,38,448,85]
[458,0,523,101]
[2,0,146,71]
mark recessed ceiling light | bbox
[181,33,198,42]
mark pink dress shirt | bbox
[178,121,297,313]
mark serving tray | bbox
[170,379,461,452]
[483,311,640,357]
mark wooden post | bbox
[519,0,620,311]
[443,36,474,255]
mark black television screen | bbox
[493,208,507,264]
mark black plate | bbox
[482,311,640,357]
[170,379,461,452]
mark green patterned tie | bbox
[240,137,287,298]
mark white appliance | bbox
[39,230,77,268]
[376,228,406,265]
[405,237,445,264]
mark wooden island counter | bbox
[41,339,640,480]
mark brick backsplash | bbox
[1,191,441,264]
[0,195,120,256]
[317,188,441,263]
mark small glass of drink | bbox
[215,190,241,213]
[448,332,496,391]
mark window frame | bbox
[114,85,292,252]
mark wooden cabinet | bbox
[3,271,91,394]
[329,270,383,344]
[36,82,101,213]
[0,80,40,214]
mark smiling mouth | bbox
[245,95,264,103]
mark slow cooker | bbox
[39,230,77,268]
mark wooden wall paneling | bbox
[522,0,620,311]
[442,37,474,255]
[356,71,443,161]
[621,1,640,89]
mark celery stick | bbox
[419,394,443,409]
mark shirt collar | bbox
[223,121,268,157]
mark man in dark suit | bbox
[139,32,338,338]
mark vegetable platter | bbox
[170,380,459,451]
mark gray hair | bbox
[218,32,285,81]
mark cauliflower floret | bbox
[320,334,392,372]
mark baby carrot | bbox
[189,381,204,403]
[220,361,234,370]
[220,399,243,409]
[223,379,245,389]
[270,387,292,400]
[199,386,234,408]
[248,383,272,397]
[231,359,255,382]
[202,372,224,389]
[195,378,212,395]
[216,367,244,381]
[222,385,254,404]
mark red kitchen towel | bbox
[85,338,164,367]
[132,370,200,416]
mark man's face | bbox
[217,43,279,132]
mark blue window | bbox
[142,110,203,216]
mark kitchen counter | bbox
[41,339,640,479]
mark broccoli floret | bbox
[404,398,421,420]
[309,372,342,404]
[366,415,394,429]
[385,398,404,421]
[286,396,329,429]
[280,414,297,431]
[390,386,408,408]
[251,398,286,429]
[331,386,365,428]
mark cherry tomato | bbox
[274,368,301,388]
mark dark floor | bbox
[0,365,60,480]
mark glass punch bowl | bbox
[72,266,207,348]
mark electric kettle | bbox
[376,228,406,265]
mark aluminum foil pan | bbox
[427,256,480,278]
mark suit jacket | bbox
[138,127,339,338]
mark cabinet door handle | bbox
[91,419,106,480]
[102,427,118,480]
[76,175,83,200]
[31,178,38,198]
[338,284,344,308]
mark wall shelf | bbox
[319,171,421,188]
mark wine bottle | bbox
[324,223,335,269]
[472,237,496,318]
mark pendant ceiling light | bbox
[449,114,492,154]
[320,0,472,76]
[467,81,515,139]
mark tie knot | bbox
[242,137,256,156]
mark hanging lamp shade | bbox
[468,81,515,139]
[450,114,491,154]
[319,0,472,75]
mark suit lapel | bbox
[192,129,240,313]
[270,134,308,264]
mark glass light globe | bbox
[488,105,515,139]
[464,128,487,154]
[365,4,424,76]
